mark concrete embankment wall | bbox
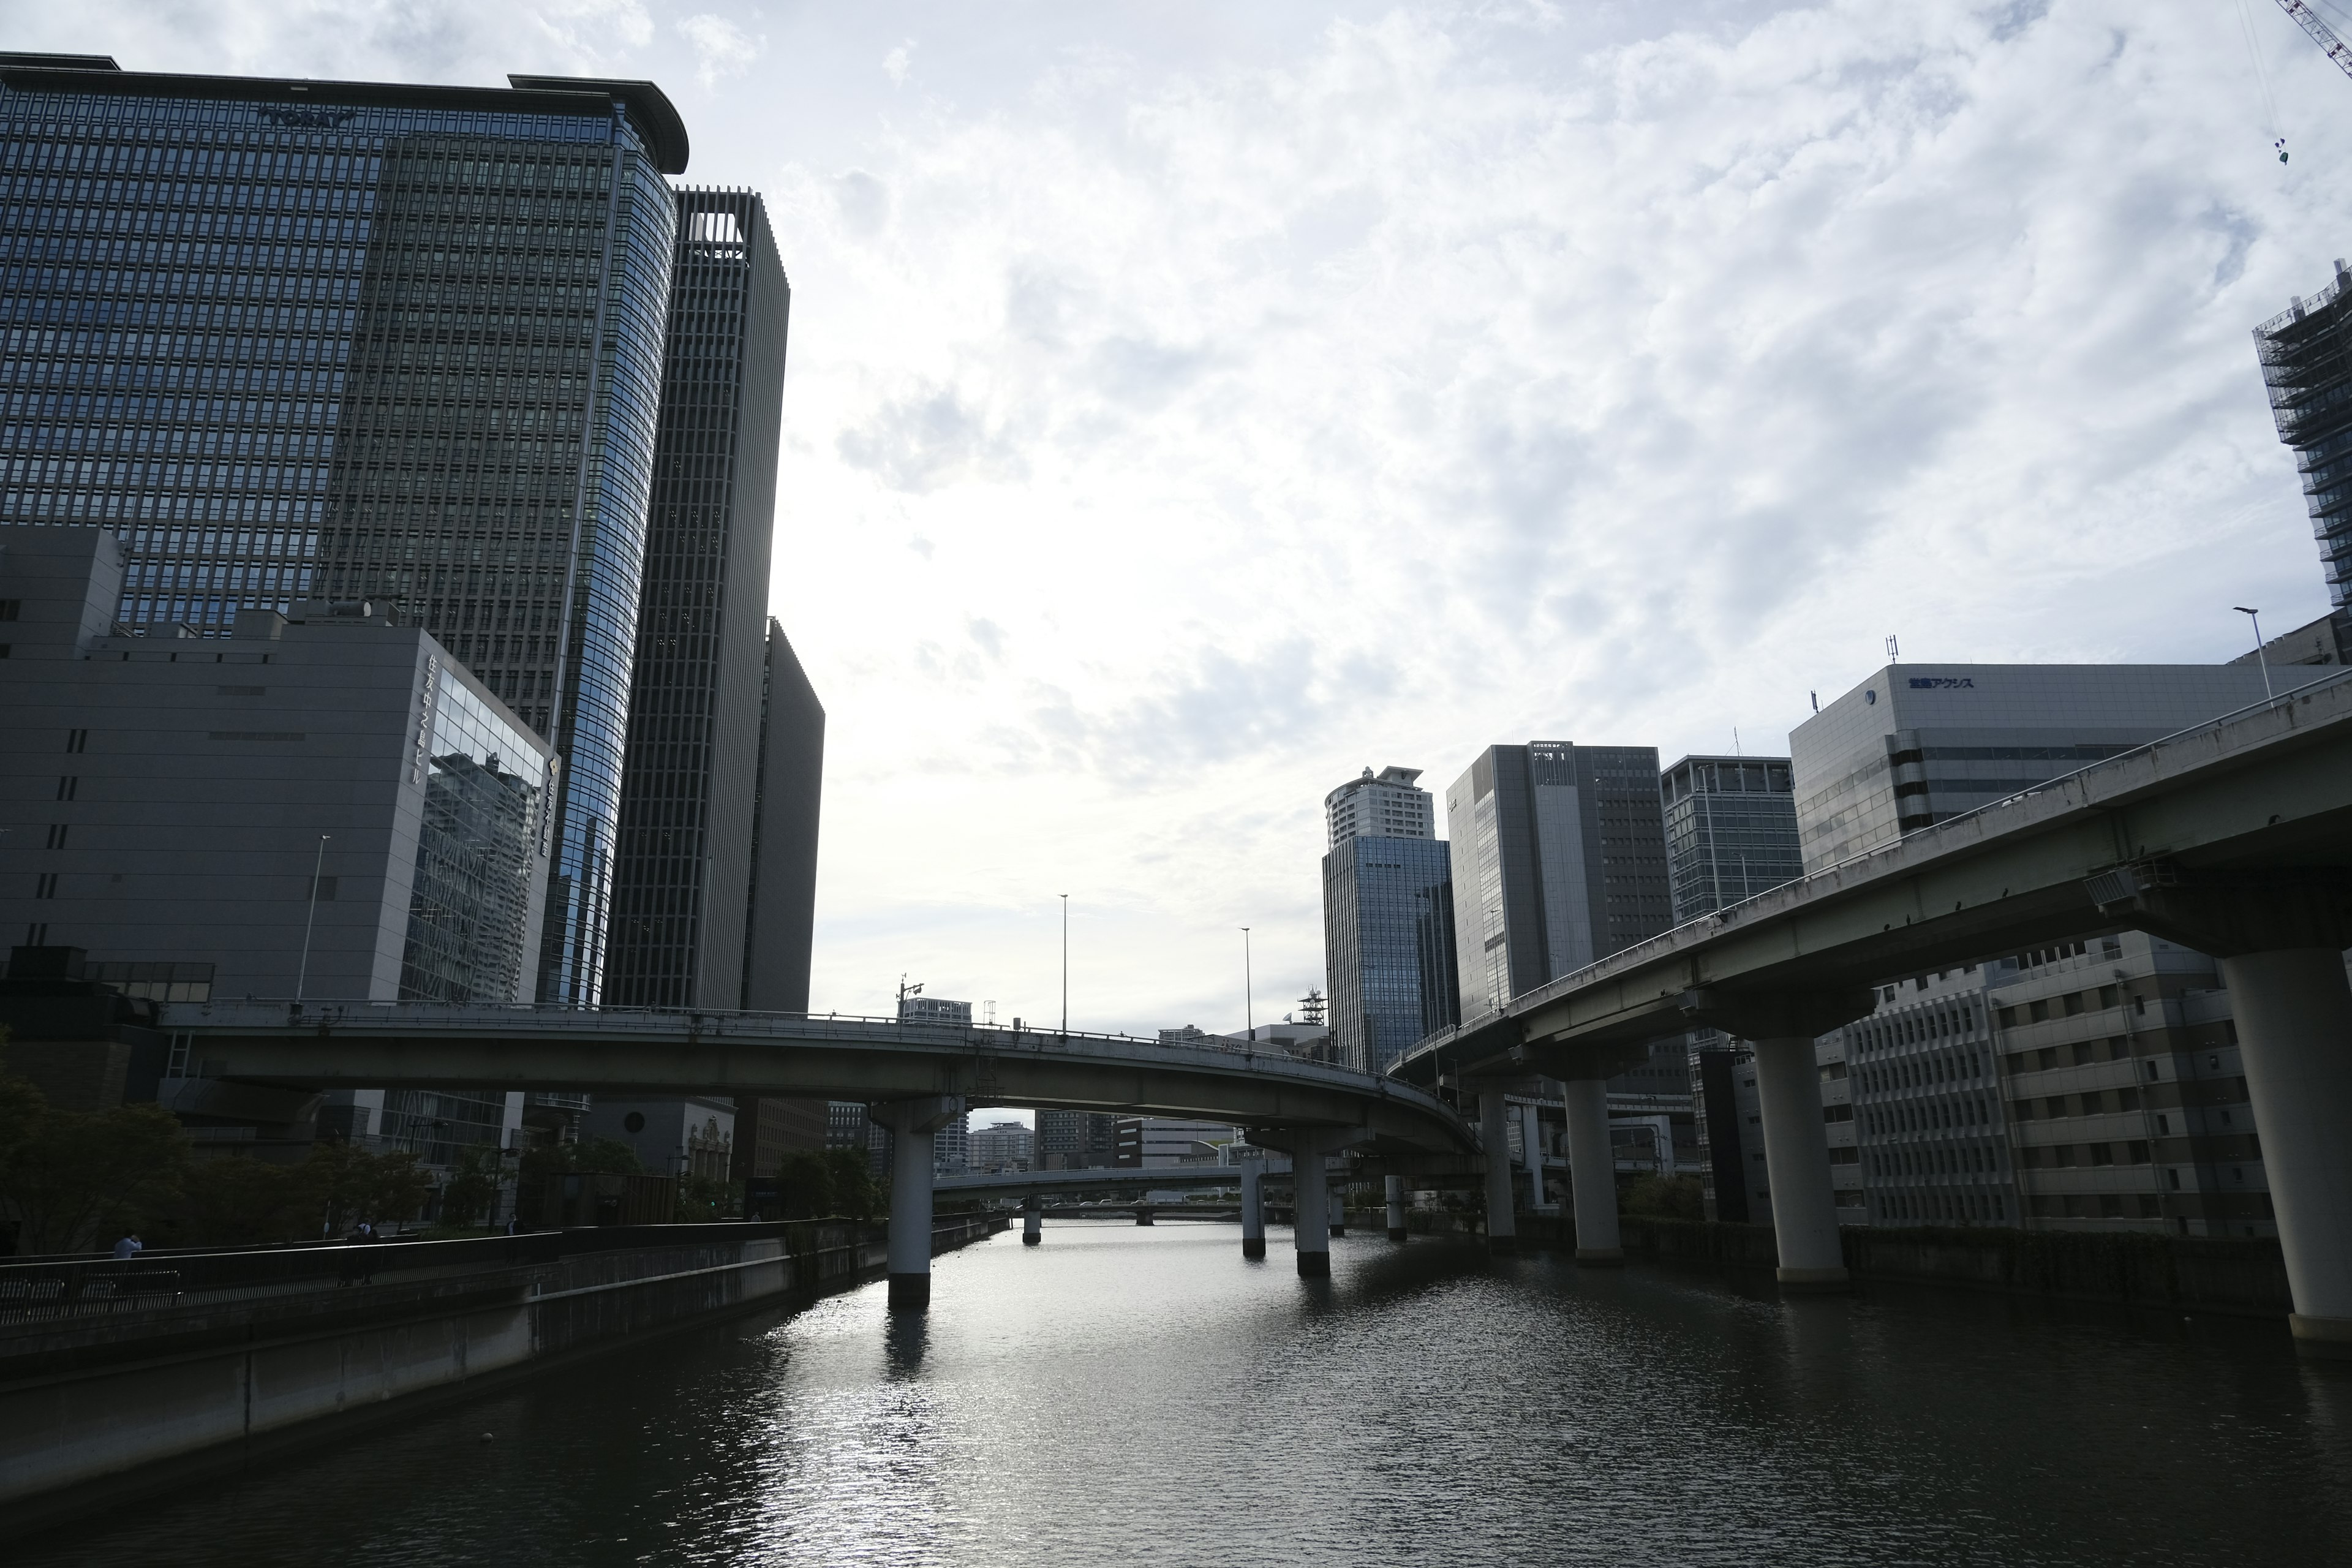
[1403,1210,2293,1317]
[2,1214,1003,1525]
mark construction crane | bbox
[2275,1,2352,83]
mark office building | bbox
[968,1118,1032,1172]
[1322,764,1458,1072]
[0,525,551,1157]
[605,190,790,1011]
[1114,1118,1234,1168]
[2253,258,2352,660]
[741,621,824,1012]
[1789,665,2272,872]
[1444,742,1673,1019]
[1690,1038,1766,1222]
[579,1095,734,1182]
[933,1112,969,1177]
[1794,663,2280,1235]
[0,54,688,1007]
[1036,1109,1118,1169]
[899,994,973,1027]
[1659,755,1802,924]
[1325,764,1436,846]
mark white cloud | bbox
[13,1,2351,1038]
[677,11,763,91]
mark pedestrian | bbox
[111,1232,142,1260]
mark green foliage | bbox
[676,1174,740,1223]
[301,1138,431,1234]
[1619,1173,1705,1221]
[519,1136,643,1181]
[0,1062,192,1254]
[775,1149,832,1219]
[823,1147,880,1219]
[437,1145,503,1230]
[172,1155,312,1246]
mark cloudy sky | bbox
[18,1,2352,1038]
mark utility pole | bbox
[1240,927,1253,1037]
[295,834,330,1005]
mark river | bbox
[17,1222,2352,1566]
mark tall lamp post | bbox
[1240,927,1253,1038]
[2236,606,2274,702]
[296,834,331,1006]
[1060,893,1069,1038]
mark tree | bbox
[1620,1173,1704,1221]
[298,1139,432,1235]
[437,1145,503,1229]
[776,1149,832,1219]
[823,1147,880,1219]
[0,1091,190,1254]
[173,1155,308,1246]
[677,1174,739,1223]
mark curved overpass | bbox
[158,1003,1476,1156]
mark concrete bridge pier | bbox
[1521,1102,1547,1210]
[1479,1090,1518,1255]
[1385,1174,1407,1241]
[873,1095,965,1311]
[1241,1161,1267,1259]
[1135,1206,1155,1225]
[1292,1133,1336,1276]
[1022,1195,1042,1246]
[1563,1077,1623,1265]
[1752,1035,1849,1291]
[2223,946,2352,1356]
[1330,1180,1348,1236]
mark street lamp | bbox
[1240,927,1253,1037]
[1060,893,1069,1038]
[2236,606,2273,703]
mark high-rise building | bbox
[1113,1117,1233,1167]
[1325,764,1434,846]
[741,621,824,1012]
[1444,742,1673,1019]
[606,190,790,1011]
[1790,665,2270,873]
[1035,1108,1118,1169]
[968,1118,1033,1172]
[1793,665,2280,1236]
[1321,764,1458,1072]
[933,1111,969,1177]
[1659,754,1801,924]
[1659,753,1803,1220]
[2253,259,2352,660]
[0,54,687,1006]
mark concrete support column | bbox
[1520,1102,1545,1210]
[1135,1206,1155,1226]
[1022,1195,1042,1246]
[1241,1161,1267,1259]
[1479,1091,1517,1255]
[1292,1134,1333,1277]
[1752,1035,1849,1291]
[1330,1180,1348,1236]
[1562,1076,1622,1265]
[873,1095,962,1311]
[1385,1174,1407,1242]
[2218,946,2352,1356]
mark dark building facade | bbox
[607,189,788,1011]
[2253,258,2352,660]
[0,54,688,1007]
[1322,835,1458,1072]
[741,620,824,1012]
[1444,742,1672,1019]
[1659,754,1801,924]
[1036,1108,1119,1170]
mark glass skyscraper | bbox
[1659,753,1801,924]
[0,54,687,1003]
[607,189,790,1010]
[1323,834,1459,1072]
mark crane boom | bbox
[2276,0,2352,82]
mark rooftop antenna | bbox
[1733,726,1742,756]
[1809,690,1820,714]
[1885,633,1901,665]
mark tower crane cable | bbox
[2242,0,2290,162]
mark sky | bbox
[14,0,2352,1042]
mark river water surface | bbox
[18,1223,2352,1566]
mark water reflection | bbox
[15,1223,2352,1567]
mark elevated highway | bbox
[1395,672,2352,1352]
[159,1003,1476,1293]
